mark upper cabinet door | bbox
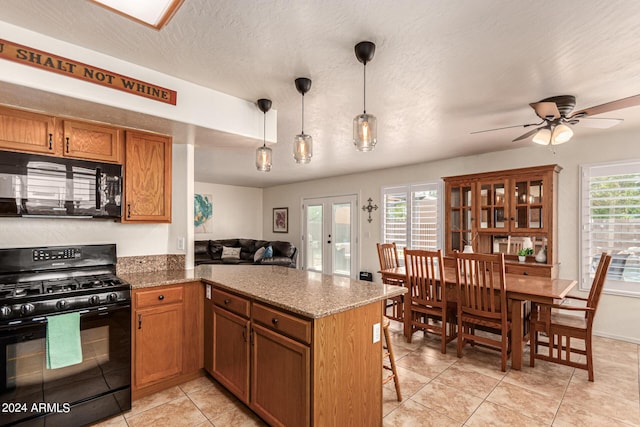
[63,120,123,163]
[511,176,546,232]
[0,106,59,155]
[477,179,509,233]
[123,131,172,223]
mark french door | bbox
[302,195,358,278]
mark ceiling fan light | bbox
[293,133,312,164]
[353,113,377,151]
[532,128,551,145]
[551,124,573,145]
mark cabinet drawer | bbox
[135,286,184,308]
[213,288,250,318]
[252,303,311,345]
[506,263,552,277]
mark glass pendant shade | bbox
[551,123,573,145]
[293,133,312,164]
[353,112,377,151]
[256,145,272,171]
[532,128,551,145]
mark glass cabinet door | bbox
[477,180,508,232]
[448,183,473,252]
[513,178,544,231]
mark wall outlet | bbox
[177,237,185,251]
[373,322,381,343]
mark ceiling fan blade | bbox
[576,117,623,129]
[470,122,542,135]
[530,102,560,120]
[568,94,640,118]
[512,127,542,142]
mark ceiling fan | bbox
[471,93,640,145]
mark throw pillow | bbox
[221,246,241,260]
[263,245,273,259]
[254,246,266,262]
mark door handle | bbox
[65,137,70,153]
[137,313,142,329]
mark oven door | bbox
[0,304,131,427]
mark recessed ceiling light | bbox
[91,0,184,30]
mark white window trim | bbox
[579,159,640,297]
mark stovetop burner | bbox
[0,274,127,301]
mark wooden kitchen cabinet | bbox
[123,130,172,223]
[444,164,561,276]
[62,119,123,163]
[132,282,203,399]
[0,106,59,155]
[205,283,379,427]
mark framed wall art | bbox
[273,207,288,233]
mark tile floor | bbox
[93,321,640,426]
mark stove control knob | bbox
[56,300,68,310]
[89,295,101,305]
[107,293,118,303]
[0,305,11,318]
[20,303,35,315]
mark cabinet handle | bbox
[224,299,230,305]
[158,295,164,300]
[523,271,529,276]
[138,313,142,329]
[127,204,131,218]
[65,137,69,153]
[272,317,279,325]
[48,133,53,150]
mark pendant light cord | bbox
[301,93,305,135]
[363,64,367,114]
[263,112,266,148]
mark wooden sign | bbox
[0,39,177,105]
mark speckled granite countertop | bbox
[120,265,406,319]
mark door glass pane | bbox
[306,204,323,271]
[332,203,351,276]
[494,184,505,205]
[530,180,543,203]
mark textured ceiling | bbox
[2,1,640,187]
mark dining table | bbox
[379,265,577,370]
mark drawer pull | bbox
[158,295,165,300]
[48,133,53,150]
[523,271,529,276]
[224,299,230,305]
[272,317,279,325]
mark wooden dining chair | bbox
[454,252,511,371]
[377,242,404,322]
[404,249,457,353]
[529,252,612,381]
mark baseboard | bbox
[593,330,640,344]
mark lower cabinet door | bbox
[251,324,310,427]
[134,303,184,388]
[212,306,250,402]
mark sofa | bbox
[195,238,297,268]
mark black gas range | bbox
[0,244,131,427]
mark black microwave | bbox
[0,151,122,218]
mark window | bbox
[382,182,442,262]
[580,161,640,296]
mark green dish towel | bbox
[46,312,83,369]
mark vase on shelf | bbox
[535,246,547,263]
[522,237,533,250]
[462,245,474,253]
[518,255,526,262]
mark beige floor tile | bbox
[396,347,456,378]
[410,380,483,423]
[553,401,635,427]
[90,414,128,427]
[187,382,244,420]
[179,375,216,394]
[126,395,208,427]
[466,401,548,427]
[454,346,510,380]
[487,381,560,425]
[208,404,267,426]
[383,399,461,427]
[502,364,570,400]
[569,370,640,403]
[592,356,640,382]
[434,364,500,399]
[126,386,186,417]
[383,382,404,416]
[562,380,640,425]
[390,365,432,398]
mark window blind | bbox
[580,161,640,296]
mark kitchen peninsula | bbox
[121,265,406,426]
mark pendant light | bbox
[293,77,312,164]
[255,98,272,172]
[353,41,377,151]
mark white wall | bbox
[194,182,263,241]
[263,130,640,343]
